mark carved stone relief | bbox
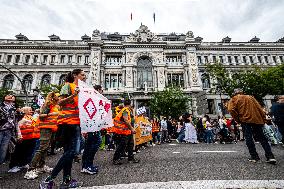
[125,25,161,43]
[91,51,100,84]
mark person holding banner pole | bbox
[40,69,85,189]
[81,85,103,175]
[112,99,140,165]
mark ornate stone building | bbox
[0,25,283,116]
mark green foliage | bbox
[40,84,63,97]
[0,88,24,107]
[206,63,284,103]
[149,87,191,119]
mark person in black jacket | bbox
[271,95,284,145]
[0,93,22,164]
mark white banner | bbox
[37,94,45,107]
[78,80,113,133]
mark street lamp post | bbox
[0,64,29,106]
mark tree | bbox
[149,87,191,119]
[40,84,63,97]
[206,63,284,103]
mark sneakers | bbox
[18,164,29,169]
[81,167,98,175]
[39,180,55,189]
[24,170,38,180]
[60,179,82,189]
[248,158,260,163]
[266,158,277,165]
[128,158,140,163]
[37,165,53,173]
[176,139,180,143]
[113,159,123,165]
[8,166,21,173]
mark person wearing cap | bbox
[227,88,276,164]
[24,92,60,179]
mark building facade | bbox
[0,25,283,116]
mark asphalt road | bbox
[0,141,283,189]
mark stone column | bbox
[12,72,19,91]
[224,54,229,65]
[186,49,202,91]
[19,53,24,65]
[269,55,275,65]
[184,68,189,89]
[90,49,101,85]
[156,66,165,91]
[100,69,104,86]
[276,56,281,65]
[125,67,133,90]
[51,72,56,85]
[0,53,4,63]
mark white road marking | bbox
[195,151,237,153]
[172,151,181,154]
[81,180,284,189]
[168,143,178,146]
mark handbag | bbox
[8,137,17,154]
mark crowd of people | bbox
[0,68,283,189]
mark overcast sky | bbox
[0,0,283,42]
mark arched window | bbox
[137,56,153,89]
[23,74,33,92]
[201,73,210,89]
[59,74,67,85]
[3,74,14,90]
[41,74,51,87]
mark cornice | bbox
[197,46,284,51]
[0,45,90,50]
[0,65,90,70]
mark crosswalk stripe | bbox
[80,180,284,189]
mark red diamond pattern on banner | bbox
[83,98,97,119]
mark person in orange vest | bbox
[8,107,39,173]
[40,69,85,189]
[24,92,60,180]
[151,118,161,145]
[112,99,140,165]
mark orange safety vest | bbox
[57,83,80,125]
[38,104,59,132]
[152,121,160,133]
[32,117,40,139]
[19,115,39,140]
[112,107,132,135]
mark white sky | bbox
[0,0,283,42]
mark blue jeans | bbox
[152,132,161,143]
[177,130,185,143]
[205,130,213,143]
[0,130,12,164]
[82,132,102,169]
[50,124,80,180]
[76,128,85,155]
[243,123,274,160]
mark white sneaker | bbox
[24,170,38,180]
[8,166,21,173]
[37,165,53,173]
[20,164,29,169]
